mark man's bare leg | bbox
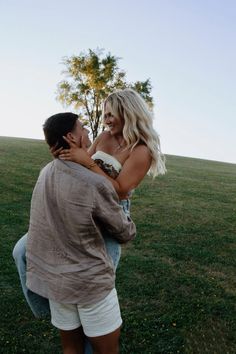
[60,326,85,354]
[88,326,121,354]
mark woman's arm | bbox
[115,145,152,195]
[59,138,152,199]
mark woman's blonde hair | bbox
[103,88,166,177]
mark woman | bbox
[59,88,166,268]
[61,88,166,196]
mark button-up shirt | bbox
[26,159,136,306]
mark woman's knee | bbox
[12,233,28,262]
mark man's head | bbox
[43,112,91,149]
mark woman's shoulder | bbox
[91,131,112,145]
[132,143,151,156]
[126,143,152,167]
[94,130,113,151]
[88,131,111,155]
[97,130,112,140]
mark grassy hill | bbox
[0,136,235,353]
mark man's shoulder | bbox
[38,160,54,176]
[55,160,113,189]
[39,160,114,194]
[83,167,114,193]
[76,164,115,195]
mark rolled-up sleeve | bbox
[93,181,136,244]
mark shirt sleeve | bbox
[93,181,136,244]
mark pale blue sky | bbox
[1,0,235,163]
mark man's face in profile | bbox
[70,120,91,148]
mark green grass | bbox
[0,136,236,354]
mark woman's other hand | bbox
[50,145,63,159]
[59,136,91,166]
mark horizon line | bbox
[1,135,235,166]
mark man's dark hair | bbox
[43,112,78,149]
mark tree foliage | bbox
[57,49,153,140]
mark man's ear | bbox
[66,132,76,143]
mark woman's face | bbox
[103,103,124,136]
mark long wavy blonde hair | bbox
[103,88,166,177]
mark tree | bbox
[57,48,153,140]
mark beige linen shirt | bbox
[26,159,136,306]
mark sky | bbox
[1,0,235,164]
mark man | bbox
[26,112,136,354]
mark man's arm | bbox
[93,181,136,244]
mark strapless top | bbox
[91,151,122,179]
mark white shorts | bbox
[49,288,122,337]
